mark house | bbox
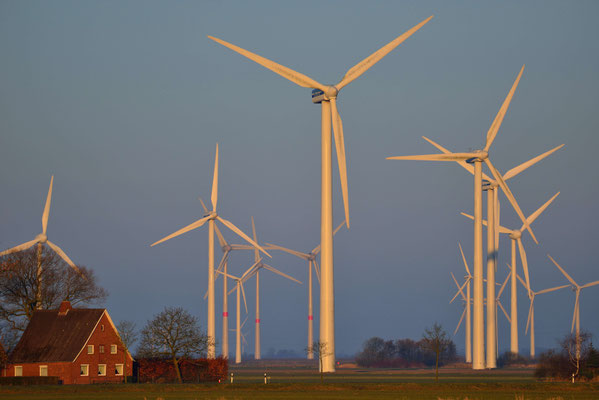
[3,301,133,384]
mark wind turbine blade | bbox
[458,242,471,277]
[547,254,578,287]
[497,300,511,324]
[387,153,476,161]
[251,216,259,262]
[217,251,230,275]
[582,280,599,289]
[46,240,80,274]
[216,216,271,258]
[262,264,302,284]
[313,259,321,285]
[422,137,493,182]
[230,244,254,250]
[454,307,467,336]
[330,98,350,229]
[484,65,525,152]
[207,36,327,91]
[264,242,310,260]
[497,272,510,299]
[336,15,434,90]
[525,298,534,334]
[517,238,532,297]
[333,220,346,236]
[450,275,467,303]
[241,259,262,281]
[214,223,228,248]
[151,216,210,247]
[211,143,219,210]
[42,176,54,235]
[503,144,565,181]
[484,158,537,244]
[523,192,559,230]
[0,239,39,256]
[240,283,248,314]
[241,316,248,329]
[537,284,570,295]
[495,192,500,249]
[199,197,209,213]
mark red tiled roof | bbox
[9,308,105,363]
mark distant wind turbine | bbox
[450,243,472,363]
[0,176,81,309]
[209,15,433,371]
[151,144,271,358]
[266,220,345,360]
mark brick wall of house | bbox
[6,312,133,384]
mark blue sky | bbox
[1,1,598,357]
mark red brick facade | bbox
[4,305,133,384]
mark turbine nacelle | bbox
[509,231,522,240]
[34,233,48,243]
[465,150,489,163]
[311,86,339,104]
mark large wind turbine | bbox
[462,192,559,355]
[514,269,569,358]
[547,254,599,359]
[265,220,345,360]
[450,243,472,363]
[0,176,81,309]
[208,15,433,371]
[151,144,271,358]
[421,137,563,366]
[388,66,532,369]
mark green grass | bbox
[1,367,598,399]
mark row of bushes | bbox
[355,337,457,368]
[137,357,228,383]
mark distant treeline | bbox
[355,337,457,368]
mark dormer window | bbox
[87,345,94,354]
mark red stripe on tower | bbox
[222,312,228,317]
[308,316,313,320]
[255,319,260,323]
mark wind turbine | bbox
[450,243,472,363]
[388,66,532,369]
[265,220,345,360]
[230,317,249,362]
[218,260,259,364]
[421,137,563,366]
[462,192,559,355]
[547,254,599,359]
[513,267,569,358]
[151,144,271,358]
[0,176,81,309]
[209,15,433,371]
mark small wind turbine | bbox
[0,176,81,309]
[151,144,271,358]
[462,192,559,355]
[547,254,599,359]
[265,220,345,360]
[388,66,531,369]
[209,15,433,371]
[421,137,563,366]
[514,267,569,358]
[218,260,259,364]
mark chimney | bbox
[58,301,72,316]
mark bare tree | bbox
[306,341,332,383]
[421,323,452,381]
[116,320,137,383]
[561,331,592,382]
[0,247,107,337]
[137,307,211,383]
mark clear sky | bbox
[1,1,598,357]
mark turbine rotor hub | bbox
[35,233,48,243]
[323,86,339,100]
[509,231,521,240]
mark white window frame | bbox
[115,364,124,376]
[14,366,22,377]
[87,344,94,354]
[39,365,48,377]
[110,344,117,354]
[99,345,105,354]
[98,364,106,376]
[80,364,89,376]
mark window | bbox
[110,344,117,354]
[39,365,48,377]
[87,345,94,354]
[80,364,89,376]
[14,366,22,377]
[115,364,124,376]
[99,345,105,354]
[98,364,106,376]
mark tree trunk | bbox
[173,357,182,383]
[435,351,439,382]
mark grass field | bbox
[1,363,598,399]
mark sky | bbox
[1,1,598,358]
